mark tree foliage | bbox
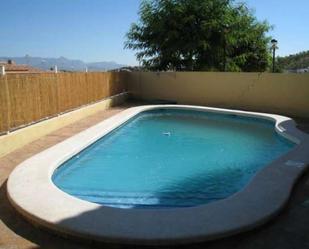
[277,50,309,71]
[125,0,272,71]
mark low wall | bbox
[0,93,127,157]
[126,72,309,118]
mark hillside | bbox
[277,51,309,71]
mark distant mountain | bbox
[277,50,309,72]
[0,56,126,71]
[86,61,127,71]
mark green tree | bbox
[277,50,309,71]
[125,0,272,72]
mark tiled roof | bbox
[0,62,44,73]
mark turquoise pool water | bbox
[52,109,295,208]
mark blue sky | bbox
[0,0,308,65]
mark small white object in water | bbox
[285,160,305,168]
[163,132,171,136]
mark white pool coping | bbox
[7,105,309,245]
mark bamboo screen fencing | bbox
[0,72,126,134]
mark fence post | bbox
[0,65,5,76]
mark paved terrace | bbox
[0,101,309,249]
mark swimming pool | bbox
[7,105,309,245]
[52,109,294,208]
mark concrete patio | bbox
[0,101,309,249]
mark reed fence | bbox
[0,72,126,134]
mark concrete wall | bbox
[126,72,309,118]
